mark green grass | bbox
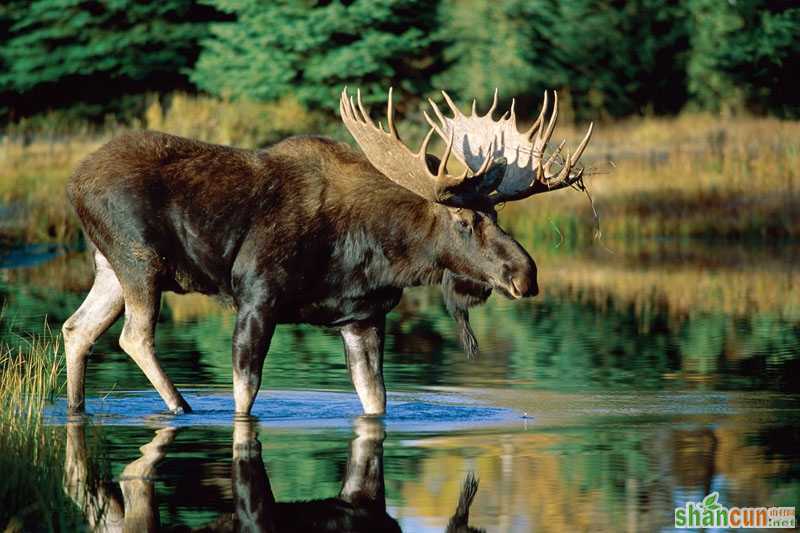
[0,328,86,532]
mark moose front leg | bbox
[232,302,276,415]
[232,416,276,531]
[341,316,387,415]
[340,416,386,508]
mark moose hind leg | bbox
[341,316,387,415]
[63,251,124,412]
[118,285,191,414]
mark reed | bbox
[0,328,85,532]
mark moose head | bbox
[340,87,593,355]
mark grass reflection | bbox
[50,403,800,532]
[1,241,798,395]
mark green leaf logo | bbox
[703,492,721,510]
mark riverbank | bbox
[1,101,798,246]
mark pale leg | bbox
[63,251,124,412]
[341,316,387,415]
[118,285,190,413]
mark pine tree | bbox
[191,0,445,112]
[0,0,223,121]
[687,0,800,117]
[438,0,691,121]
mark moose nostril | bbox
[528,282,539,297]
[513,272,538,297]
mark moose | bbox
[64,416,485,532]
[63,87,593,415]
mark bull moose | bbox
[64,416,485,532]
[63,88,593,415]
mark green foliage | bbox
[436,0,690,120]
[0,328,86,532]
[192,0,444,111]
[0,0,223,121]
[687,0,800,117]
[1,0,797,123]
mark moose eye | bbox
[457,218,472,233]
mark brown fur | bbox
[64,130,538,415]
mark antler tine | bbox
[438,129,455,177]
[525,91,548,142]
[427,97,447,127]
[417,128,436,161]
[486,88,499,117]
[475,138,496,175]
[441,90,463,118]
[386,87,399,139]
[471,98,477,116]
[340,87,352,120]
[549,149,571,184]
[542,139,567,175]
[356,89,373,128]
[569,122,594,166]
[422,109,440,134]
[508,98,517,130]
[541,90,559,146]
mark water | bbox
[1,241,799,531]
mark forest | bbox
[1,3,799,531]
[1,0,798,128]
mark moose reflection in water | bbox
[63,417,484,532]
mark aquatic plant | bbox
[0,328,86,532]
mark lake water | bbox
[1,240,798,532]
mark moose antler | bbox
[426,89,594,204]
[340,87,496,206]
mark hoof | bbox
[169,403,191,415]
[67,403,86,415]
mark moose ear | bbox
[476,157,507,194]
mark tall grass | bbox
[0,329,85,532]
[502,113,800,240]
[1,95,798,245]
[0,94,325,244]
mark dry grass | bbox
[1,98,798,245]
[0,135,105,243]
[144,93,324,148]
[536,245,800,319]
[503,113,800,240]
[0,93,323,244]
[163,292,232,324]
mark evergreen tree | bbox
[687,0,800,117]
[432,0,539,109]
[192,0,445,112]
[0,0,223,121]
[437,0,690,121]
